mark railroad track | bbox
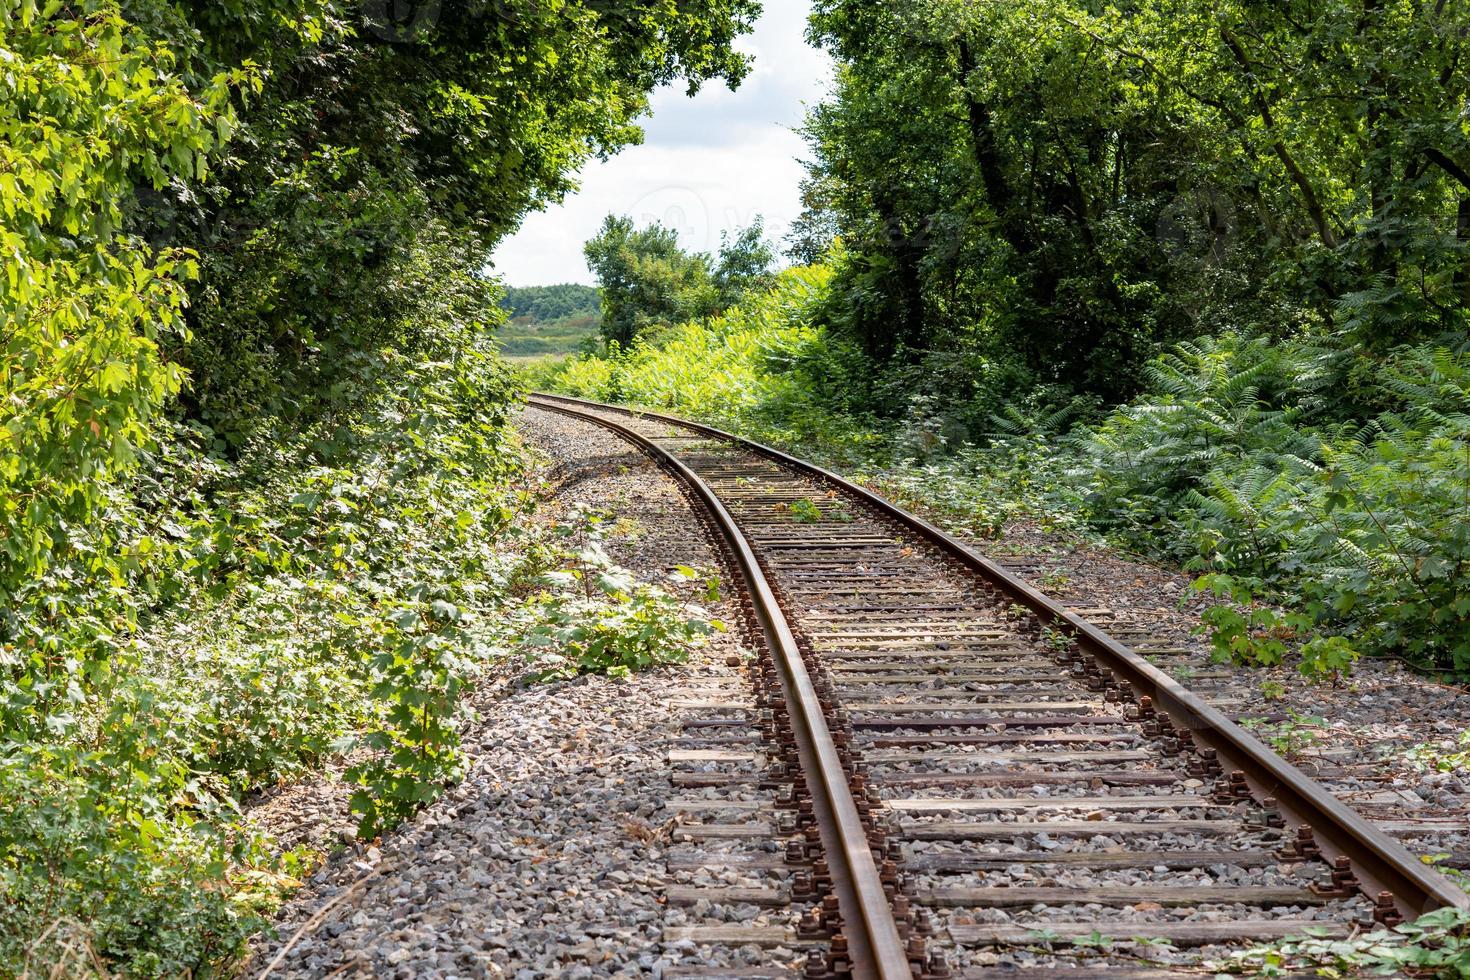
[526,392,1469,980]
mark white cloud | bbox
[489,1,832,286]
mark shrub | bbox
[1,272,527,970]
[1076,333,1336,552]
[0,748,264,978]
[1291,348,1470,670]
[515,515,720,682]
[1101,342,1469,673]
[519,568,718,682]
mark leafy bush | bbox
[1,285,527,971]
[344,597,476,840]
[519,567,718,682]
[1290,350,1470,670]
[0,748,264,978]
[537,265,887,456]
[1,0,254,667]
[1076,334,1336,552]
[513,513,720,683]
[1193,573,1314,669]
[1071,339,1469,674]
[1219,907,1470,977]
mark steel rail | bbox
[527,397,914,980]
[530,391,1470,923]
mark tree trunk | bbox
[957,41,1013,216]
[1220,26,1339,251]
[956,40,1033,257]
[872,199,927,359]
[894,228,927,356]
[1456,197,1470,307]
[1361,0,1397,280]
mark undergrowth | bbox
[1010,910,1470,977]
[512,507,722,682]
[1216,908,1470,977]
[2,308,531,973]
[533,272,1470,682]
[1,346,726,975]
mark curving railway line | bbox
[526,392,1469,980]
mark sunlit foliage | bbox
[1,0,760,972]
[584,213,778,346]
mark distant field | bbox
[499,284,600,357]
[497,317,598,356]
[504,352,568,367]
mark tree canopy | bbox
[585,213,777,345]
[797,0,1470,398]
[585,215,721,346]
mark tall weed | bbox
[1082,340,1469,674]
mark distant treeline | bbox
[502,284,602,325]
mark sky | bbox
[488,2,833,287]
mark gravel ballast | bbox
[252,407,771,978]
[967,517,1470,866]
[251,400,1469,978]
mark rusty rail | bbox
[530,391,1470,924]
[528,396,914,980]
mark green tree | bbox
[714,218,778,306]
[585,214,780,346]
[800,0,1470,400]
[584,215,720,346]
[3,0,764,677]
[1,0,257,625]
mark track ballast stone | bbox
[524,395,1469,975]
[256,408,765,978]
